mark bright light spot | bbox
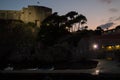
[95,69,100,74]
[107,46,112,50]
[92,69,100,75]
[115,45,120,49]
[93,44,98,49]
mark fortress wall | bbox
[0,10,7,19]
[20,5,52,27]
[20,6,36,23]
[0,10,20,20]
[0,5,52,27]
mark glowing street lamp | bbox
[93,44,98,49]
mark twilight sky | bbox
[0,0,120,29]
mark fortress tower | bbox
[0,5,52,27]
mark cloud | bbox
[108,17,115,22]
[115,16,120,21]
[108,16,120,22]
[100,0,112,4]
[98,22,115,29]
[109,8,119,13]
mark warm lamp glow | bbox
[115,45,120,49]
[107,46,112,50]
[93,44,98,49]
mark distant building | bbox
[0,5,52,27]
[76,29,120,59]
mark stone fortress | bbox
[0,5,52,27]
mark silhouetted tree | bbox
[115,25,120,30]
[65,11,78,20]
[95,26,104,35]
[75,15,87,30]
[65,11,87,31]
[37,11,87,46]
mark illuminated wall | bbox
[0,5,52,27]
[20,5,52,27]
[0,10,20,20]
